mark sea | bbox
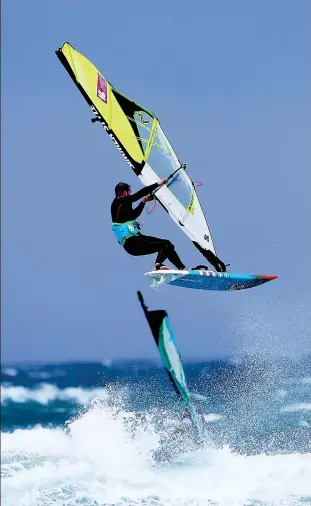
[1,357,311,506]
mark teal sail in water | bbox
[137,292,205,442]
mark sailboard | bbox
[146,269,278,291]
[56,42,220,266]
[137,291,205,442]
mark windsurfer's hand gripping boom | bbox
[142,178,167,203]
[145,165,186,203]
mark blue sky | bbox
[2,1,311,363]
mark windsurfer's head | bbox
[115,182,131,197]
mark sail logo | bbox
[97,74,108,103]
[90,105,135,170]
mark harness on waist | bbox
[112,220,141,246]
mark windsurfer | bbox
[111,180,187,271]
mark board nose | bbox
[259,275,278,280]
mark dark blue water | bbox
[2,357,311,454]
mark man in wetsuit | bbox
[111,180,187,271]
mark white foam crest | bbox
[2,425,69,456]
[281,403,311,413]
[1,384,108,405]
[2,368,18,377]
[2,403,311,506]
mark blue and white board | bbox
[146,270,278,291]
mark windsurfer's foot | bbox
[153,263,170,271]
[215,260,227,272]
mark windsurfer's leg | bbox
[158,241,185,270]
[124,235,186,270]
[124,235,164,257]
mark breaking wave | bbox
[2,401,311,506]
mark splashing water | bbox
[2,400,311,506]
[2,358,311,505]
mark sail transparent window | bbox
[147,125,192,211]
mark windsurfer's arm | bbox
[130,180,166,202]
[132,201,145,219]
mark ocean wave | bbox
[1,384,108,405]
[2,404,311,506]
[2,367,18,377]
[27,369,66,379]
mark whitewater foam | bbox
[2,368,18,377]
[2,403,311,506]
[1,384,109,405]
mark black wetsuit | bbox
[111,183,185,270]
